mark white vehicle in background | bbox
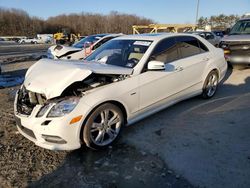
[47,33,123,60]
[188,31,221,47]
[37,34,53,44]
[14,33,227,150]
[19,37,39,44]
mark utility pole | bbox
[195,0,200,25]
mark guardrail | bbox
[0,36,26,41]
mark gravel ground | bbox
[0,59,193,188]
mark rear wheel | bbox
[83,103,124,150]
[202,70,219,99]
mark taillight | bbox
[224,50,231,60]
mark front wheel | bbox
[83,103,124,150]
[202,70,219,99]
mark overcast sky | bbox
[0,0,249,23]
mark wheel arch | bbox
[79,99,128,143]
[202,68,219,87]
[211,68,219,78]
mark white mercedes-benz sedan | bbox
[14,33,227,150]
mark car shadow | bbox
[220,65,232,84]
[28,143,192,188]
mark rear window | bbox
[176,36,209,58]
[176,36,201,58]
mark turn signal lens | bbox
[224,50,231,54]
[70,115,83,125]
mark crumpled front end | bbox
[14,85,86,150]
[14,59,132,150]
[47,45,82,59]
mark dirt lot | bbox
[0,52,250,188]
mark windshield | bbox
[230,20,250,35]
[85,39,152,68]
[73,35,106,48]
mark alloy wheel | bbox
[90,109,121,146]
[205,73,218,97]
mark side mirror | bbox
[147,61,165,71]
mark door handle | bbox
[175,66,184,72]
[203,57,210,61]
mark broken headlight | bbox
[47,97,80,117]
[36,103,53,117]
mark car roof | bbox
[239,18,250,21]
[187,31,211,34]
[88,33,121,37]
[116,33,199,42]
[90,34,108,37]
[102,33,124,38]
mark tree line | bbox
[0,7,242,37]
[0,7,153,36]
[197,14,241,30]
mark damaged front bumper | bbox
[14,89,88,151]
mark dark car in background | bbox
[212,30,224,38]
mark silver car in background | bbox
[188,31,221,47]
[47,33,123,60]
[219,16,250,69]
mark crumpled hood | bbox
[222,35,250,42]
[24,59,133,99]
[49,45,82,58]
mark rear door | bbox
[174,36,210,91]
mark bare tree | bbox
[198,14,241,30]
[0,8,153,36]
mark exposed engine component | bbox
[17,87,46,115]
[62,73,129,96]
[16,73,129,116]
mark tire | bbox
[202,70,219,99]
[83,103,124,150]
